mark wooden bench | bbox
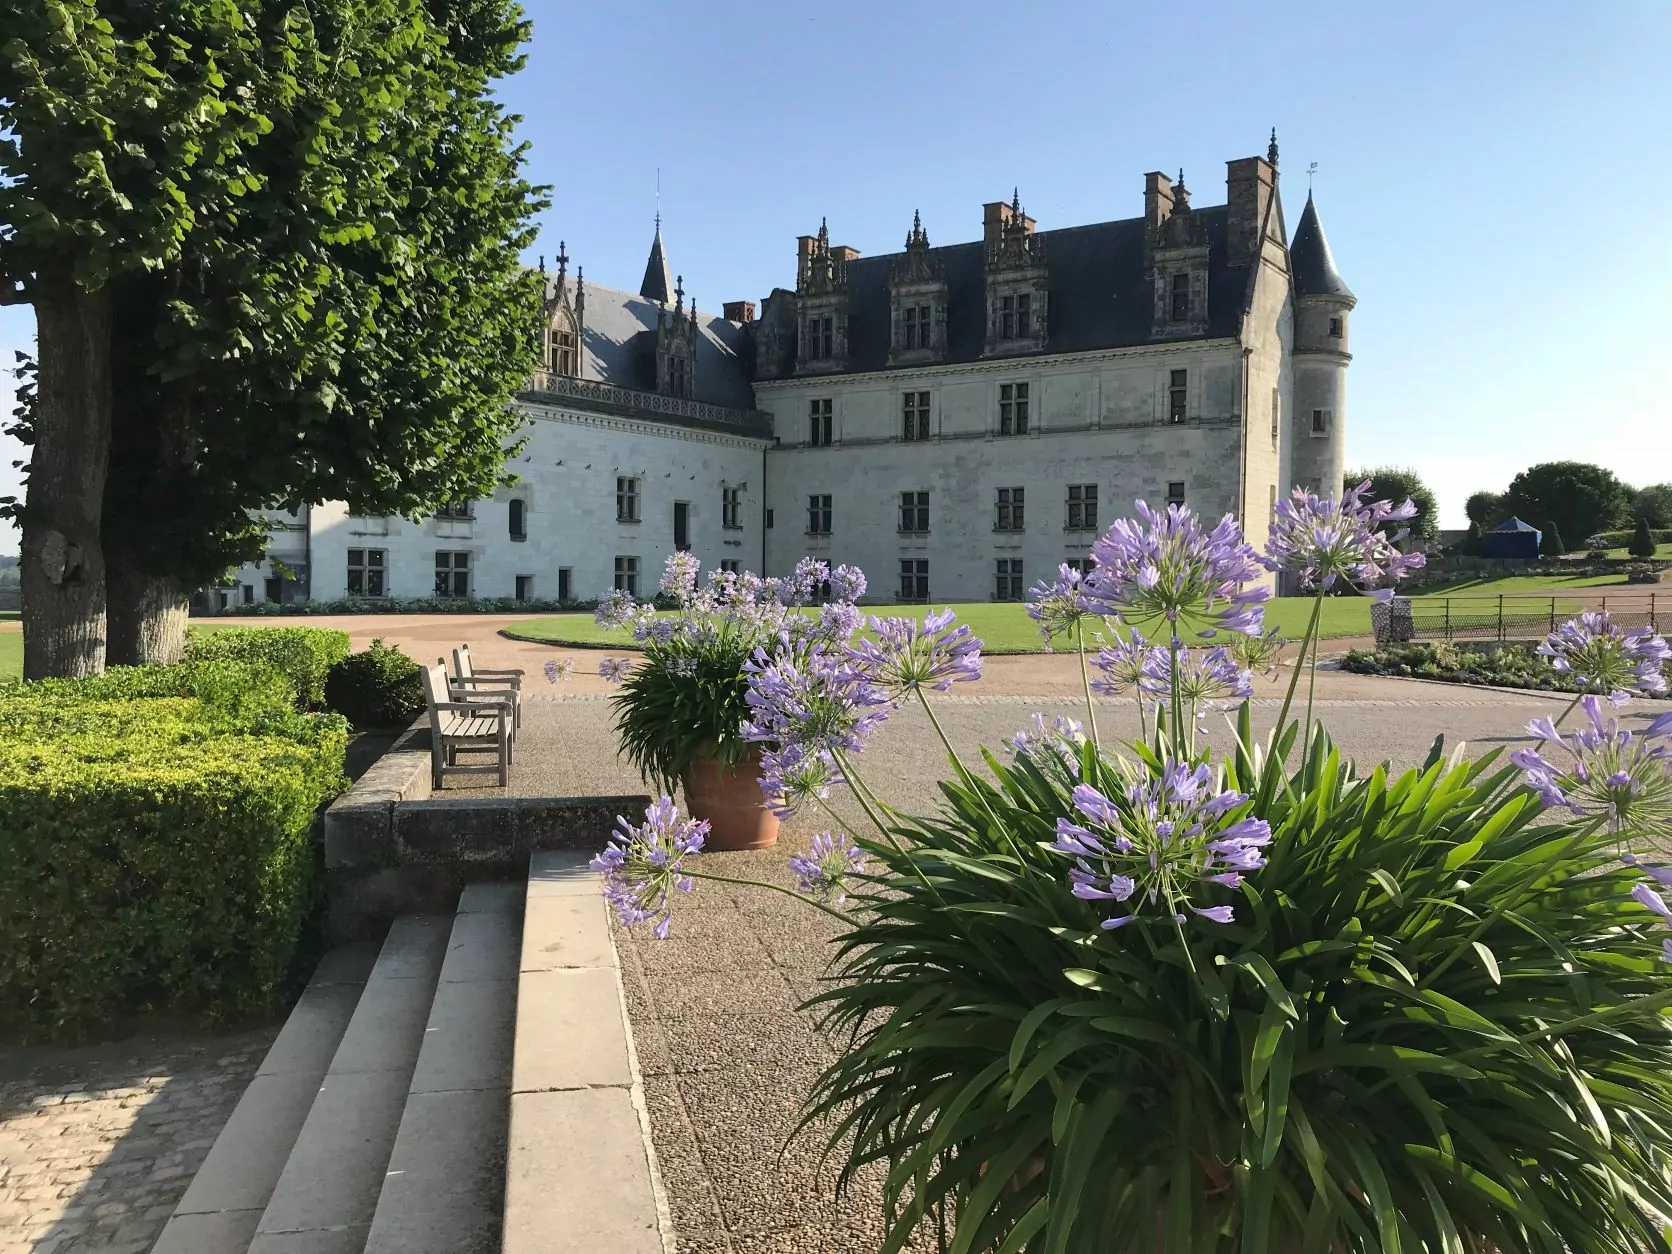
[450,643,523,729]
[421,663,512,788]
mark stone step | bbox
[249,914,453,1254]
[152,942,382,1254]
[362,882,524,1254]
[501,851,666,1254]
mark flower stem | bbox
[918,688,960,763]
[682,868,858,925]
[1270,590,1325,747]
[1076,620,1100,747]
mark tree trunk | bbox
[20,282,112,680]
[105,563,190,667]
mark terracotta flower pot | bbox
[683,745,780,851]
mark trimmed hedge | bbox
[0,661,348,1038]
[324,639,425,729]
[1341,640,1669,695]
[212,595,593,617]
[1584,526,1672,549]
[186,625,351,709]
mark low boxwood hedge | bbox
[213,595,592,617]
[0,661,349,1038]
[1341,640,1668,694]
[186,625,351,709]
[324,639,426,730]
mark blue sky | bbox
[3,0,1669,554]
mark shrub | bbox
[212,595,593,617]
[0,658,299,719]
[1541,519,1566,556]
[325,639,426,729]
[1629,516,1658,559]
[186,625,351,709]
[1583,526,1672,550]
[0,695,347,1037]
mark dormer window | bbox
[903,305,932,350]
[666,350,691,398]
[552,323,578,377]
[1170,274,1190,321]
[1000,293,1032,340]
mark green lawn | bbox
[0,630,19,679]
[507,596,1376,656]
[1408,573,1633,597]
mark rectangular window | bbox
[347,547,387,598]
[1015,292,1031,336]
[902,391,930,442]
[808,398,833,447]
[515,575,534,602]
[558,567,572,601]
[1270,387,1280,442]
[720,559,742,575]
[766,508,775,529]
[818,315,834,359]
[903,304,933,350]
[1166,481,1187,508]
[1168,369,1187,423]
[1328,317,1343,338]
[899,490,929,534]
[899,559,929,603]
[434,551,470,598]
[1170,272,1190,321]
[999,382,1030,435]
[1066,484,1098,531]
[1000,294,1015,341]
[1064,558,1091,576]
[241,585,254,605]
[614,556,640,594]
[807,494,832,535]
[616,476,640,522]
[995,487,1025,532]
[437,499,474,520]
[509,498,527,540]
[1312,408,1329,435]
[995,559,1025,602]
[554,327,578,377]
[722,486,742,530]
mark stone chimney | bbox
[723,300,756,324]
[829,245,861,266]
[982,197,1035,252]
[1225,155,1276,263]
[796,235,817,290]
[1144,171,1175,243]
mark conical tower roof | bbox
[639,218,674,304]
[1290,192,1353,300]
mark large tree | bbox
[3,0,546,673]
[1633,484,1672,530]
[1,1,275,677]
[1502,461,1632,551]
[1464,491,1506,530]
[1346,467,1439,541]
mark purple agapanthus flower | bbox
[590,796,708,939]
[829,564,868,604]
[1082,501,1269,638]
[659,551,703,604]
[598,657,633,683]
[1091,631,1162,697]
[544,657,575,684]
[1631,878,1672,963]
[594,587,642,630]
[788,831,868,904]
[756,741,846,819]
[846,609,983,698]
[1511,695,1672,832]
[1263,480,1426,597]
[1538,611,1670,699]
[1006,713,1089,766]
[1138,645,1253,705]
[1048,760,1267,928]
[1026,564,1097,645]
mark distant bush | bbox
[209,595,594,617]
[1342,640,1668,695]
[1628,517,1658,560]
[1583,526,1672,550]
[186,625,351,709]
[0,680,347,1038]
[325,639,426,729]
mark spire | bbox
[674,273,684,312]
[1011,187,1022,215]
[1289,192,1354,300]
[555,240,568,283]
[1267,127,1279,167]
[1173,169,1191,211]
[906,209,928,249]
[639,218,674,304]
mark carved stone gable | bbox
[888,210,947,366]
[794,219,852,373]
[1148,171,1210,339]
[982,191,1049,357]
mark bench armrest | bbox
[471,666,526,679]
[430,701,505,721]
[456,674,521,691]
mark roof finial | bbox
[1267,127,1279,167]
[538,254,545,274]
[1011,187,1021,215]
[655,167,661,232]
[674,273,684,311]
[555,240,568,280]
[1307,161,1318,193]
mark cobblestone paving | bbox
[0,1028,275,1253]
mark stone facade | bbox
[208,142,1350,609]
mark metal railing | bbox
[526,371,772,434]
[1374,592,1664,645]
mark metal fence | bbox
[1373,592,1664,645]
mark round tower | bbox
[1288,191,1354,498]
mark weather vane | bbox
[1307,161,1319,190]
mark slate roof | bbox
[1289,193,1353,300]
[829,206,1251,376]
[543,276,758,412]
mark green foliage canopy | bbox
[1502,462,1632,552]
[1345,467,1438,540]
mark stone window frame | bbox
[1167,369,1188,424]
[808,398,834,447]
[901,391,931,442]
[902,304,934,351]
[998,380,1031,436]
[515,575,536,602]
[994,487,1025,533]
[1311,408,1332,437]
[616,476,641,523]
[1065,483,1098,532]
[1166,481,1187,509]
[994,558,1026,602]
[508,498,527,541]
[721,486,743,531]
[550,316,579,377]
[899,559,930,603]
[434,550,471,599]
[614,556,640,595]
[1328,317,1344,338]
[346,547,387,598]
[807,494,833,536]
[898,490,930,535]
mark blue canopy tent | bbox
[1481,516,1542,559]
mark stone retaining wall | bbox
[322,720,647,940]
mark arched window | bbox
[509,498,527,540]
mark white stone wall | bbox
[757,343,1255,603]
[234,406,768,607]
[1238,226,1297,550]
